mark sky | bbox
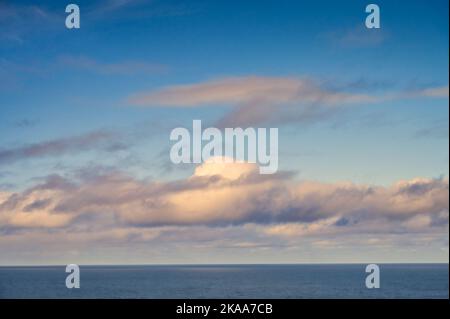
[0,0,448,265]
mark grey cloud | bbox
[397,176,448,196]
[0,130,127,165]
[58,55,168,75]
[23,198,52,212]
[13,119,38,128]
[414,122,449,140]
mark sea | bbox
[0,264,448,299]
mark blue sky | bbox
[1,0,448,185]
[0,0,448,264]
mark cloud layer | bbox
[1,159,447,231]
[0,159,448,264]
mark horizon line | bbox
[1,262,448,267]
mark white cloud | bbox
[1,160,447,231]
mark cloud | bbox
[0,1,197,47]
[88,0,197,18]
[129,76,375,107]
[96,0,142,12]
[414,121,449,139]
[59,55,168,75]
[322,25,386,48]
[129,76,378,127]
[0,3,59,44]
[1,159,447,234]
[0,160,447,264]
[12,119,38,128]
[128,76,448,127]
[414,85,449,98]
[0,130,127,165]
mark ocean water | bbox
[0,264,448,299]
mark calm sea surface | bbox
[0,264,447,298]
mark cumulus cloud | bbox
[1,159,447,234]
[0,159,447,264]
[128,76,448,127]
